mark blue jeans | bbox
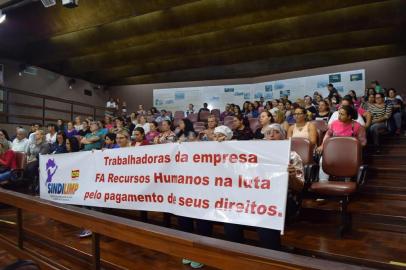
[369,122,387,146]
[0,170,13,183]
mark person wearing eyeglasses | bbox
[116,130,130,148]
[367,93,392,153]
[287,107,317,145]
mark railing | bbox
[0,188,374,270]
[0,87,108,126]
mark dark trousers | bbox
[223,224,281,250]
[223,197,298,250]
[24,161,39,181]
[177,216,213,236]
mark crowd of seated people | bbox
[0,81,404,268]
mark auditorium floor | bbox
[0,207,405,270]
[0,248,18,268]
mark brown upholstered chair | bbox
[193,122,205,130]
[211,109,220,120]
[187,113,198,123]
[309,137,367,237]
[311,120,328,132]
[199,111,211,122]
[174,111,185,119]
[11,151,27,181]
[290,138,317,185]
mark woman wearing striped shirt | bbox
[367,93,392,152]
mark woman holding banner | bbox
[222,123,304,250]
[181,125,234,269]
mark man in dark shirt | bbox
[327,83,339,100]
[198,103,210,121]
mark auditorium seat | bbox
[211,109,220,120]
[174,111,184,119]
[173,118,180,127]
[316,128,325,146]
[311,120,328,132]
[187,113,198,123]
[248,118,259,133]
[290,138,317,185]
[193,121,205,128]
[309,137,367,237]
[194,126,205,133]
[11,152,27,183]
[199,111,211,122]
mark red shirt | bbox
[0,150,17,170]
[131,140,150,147]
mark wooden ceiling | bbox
[0,0,405,85]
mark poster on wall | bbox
[153,69,365,111]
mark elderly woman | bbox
[0,139,17,184]
[25,130,50,192]
[214,124,303,251]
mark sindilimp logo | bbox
[45,158,58,186]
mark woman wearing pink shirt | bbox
[317,105,366,181]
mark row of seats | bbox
[6,137,366,238]
[291,137,367,237]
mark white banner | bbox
[40,141,291,231]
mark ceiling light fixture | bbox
[0,10,6,24]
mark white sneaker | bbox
[78,229,92,238]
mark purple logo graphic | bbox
[45,159,58,185]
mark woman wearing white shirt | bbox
[134,115,150,134]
